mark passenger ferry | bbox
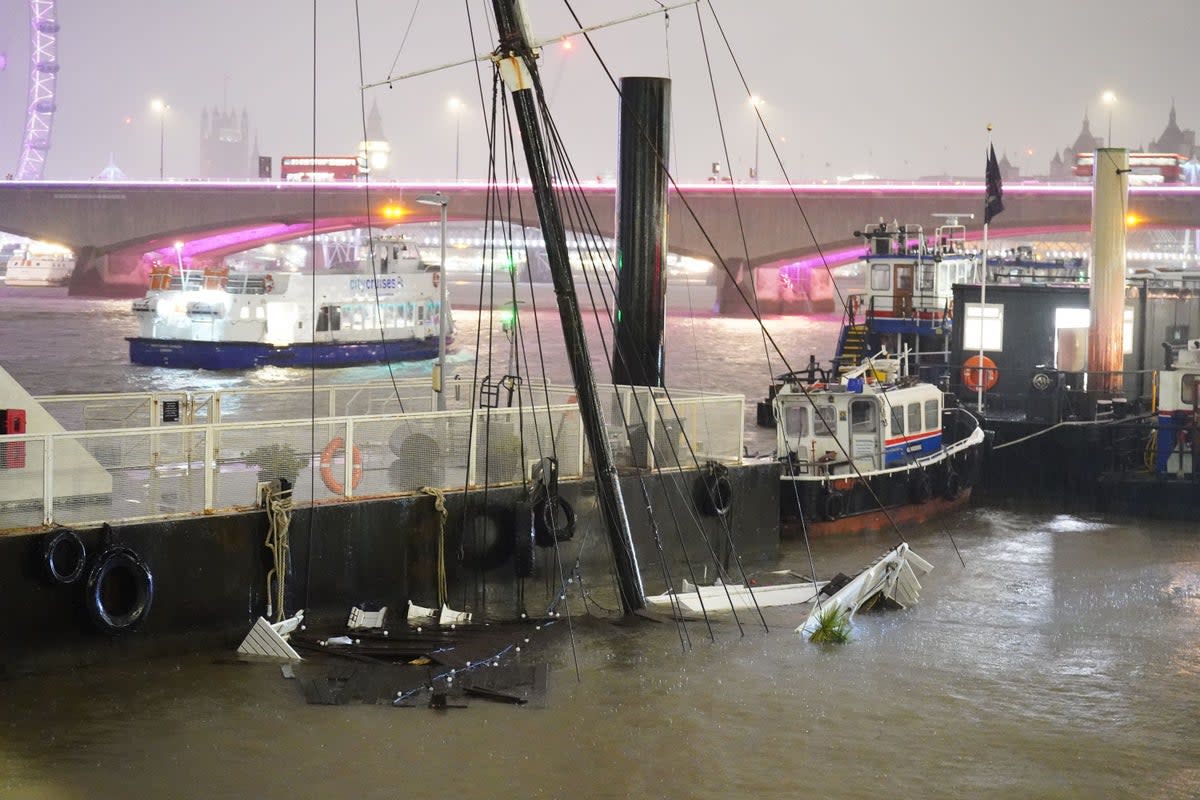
[128,239,451,369]
[772,350,985,531]
[3,242,75,287]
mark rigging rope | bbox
[264,485,294,622]
[420,486,450,606]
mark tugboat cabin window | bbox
[890,404,905,436]
[871,264,891,291]
[850,400,877,433]
[814,404,838,437]
[316,305,342,332]
[918,264,935,293]
[963,303,1004,351]
[907,402,922,433]
[924,399,939,430]
[784,405,809,437]
[1182,374,1198,405]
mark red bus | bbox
[1074,152,1187,183]
[280,156,363,182]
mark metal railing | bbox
[3,382,744,531]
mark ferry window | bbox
[255,306,265,320]
[316,305,341,332]
[924,399,939,430]
[814,405,838,437]
[1182,374,1198,405]
[784,405,809,438]
[907,402,922,433]
[239,306,249,320]
[418,305,425,323]
[890,404,905,436]
[918,264,935,292]
[850,400,877,433]
[870,264,891,291]
[1123,307,1134,355]
[963,303,1004,351]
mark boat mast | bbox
[489,0,646,613]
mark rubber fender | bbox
[822,489,846,521]
[84,547,154,633]
[41,528,86,585]
[532,495,577,548]
[909,471,933,504]
[697,462,734,517]
[459,507,516,572]
[943,470,962,500]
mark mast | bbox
[489,0,646,613]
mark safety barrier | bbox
[2,384,743,531]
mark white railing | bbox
[3,385,744,531]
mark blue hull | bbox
[128,336,446,370]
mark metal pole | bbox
[491,0,646,614]
[438,200,448,410]
[753,125,759,181]
[455,116,461,182]
[159,115,165,180]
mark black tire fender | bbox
[42,528,87,585]
[85,547,154,633]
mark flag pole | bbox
[978,125,993,414]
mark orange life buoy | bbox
[962,355,999,392]
[319,437,363,494]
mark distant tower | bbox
[16,1,60,179]
[1049,113,1103,179]
[358,99,391,177]
[1148,101,1196,157]
[200,101,251,178]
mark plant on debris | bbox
[809,604,851,644]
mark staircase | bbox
[834,323,869,377]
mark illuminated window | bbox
[239,306,249,320]
[963,303,1004,351]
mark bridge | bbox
[0,180,1197,300]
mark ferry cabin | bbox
[775,380,944,474]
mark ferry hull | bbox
[127,336,447,370]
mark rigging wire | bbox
[302,0,319,611]
[386,0,424,78]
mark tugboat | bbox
[773,348,985,533]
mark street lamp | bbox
[151,98,169,180]
[749,95,765,181]
[447,97,463,182]
[1101,90,1117,146]
[417,192,450,410]
[173,241,184,270]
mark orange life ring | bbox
[319,437,363,494]
[262,274,274,294]
[962,355,999,392]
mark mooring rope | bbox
[264,485,294,622]
[421,485,450,607]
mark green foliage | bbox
[244,443,307,484]
[808,604,851,644]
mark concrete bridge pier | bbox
[69,249,148,298]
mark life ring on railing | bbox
[41,528,87,585]
[262,274,274,294]
[319,437,363,494]
[847,294,862,320]
[85,547,154,633]
[961,355,999,392]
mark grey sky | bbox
[0,0,1195,182]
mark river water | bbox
[1,288,1198,799]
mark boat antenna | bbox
[488,0,647,615]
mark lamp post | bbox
[417,192,450,410]
[1102,90,1117,146]
[749,95,764,181]
[151,98,168,180]
[173,241,184,270]
[447,97,463,181]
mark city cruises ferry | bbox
[128,241,451,369]
[4,242,75,287]
[773,350,985,532]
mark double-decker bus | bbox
[1074,152,1187,183]
[280,156,364,182]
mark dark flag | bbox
[984,144,1005,224]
